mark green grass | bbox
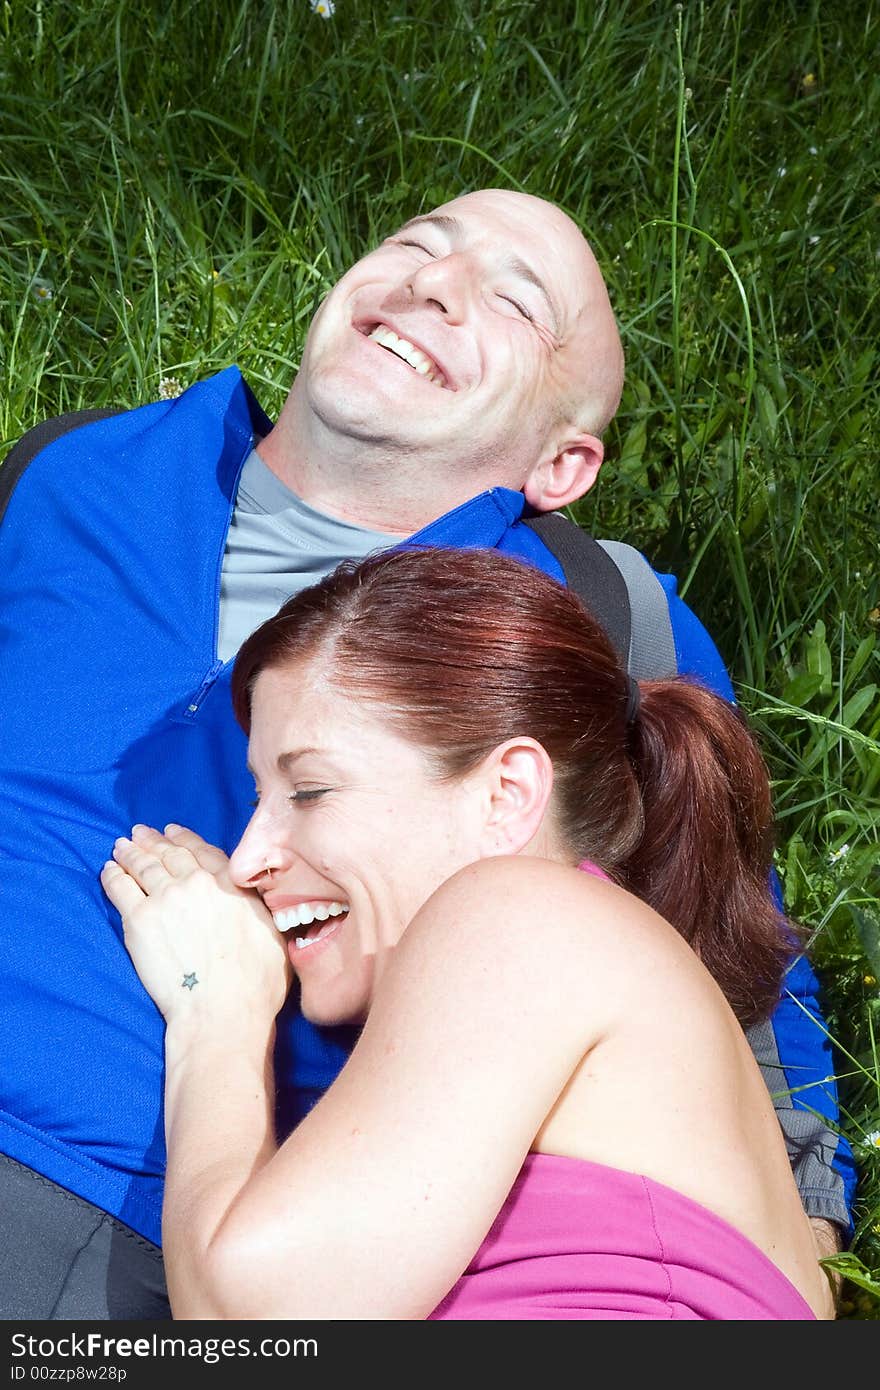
[1,0,878,1317]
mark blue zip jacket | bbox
[0,367,854,1245]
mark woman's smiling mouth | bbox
[272,901,350,953]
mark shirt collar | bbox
[407,487,525,548]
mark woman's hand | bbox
[101,823,291,1029]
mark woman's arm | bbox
[104,835,617,1319]
[102,827,291,1317]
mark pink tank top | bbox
[430,863,814,1321]
[428,1153,815,1320]
[578,858,611,882]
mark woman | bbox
[102,547,835,1320]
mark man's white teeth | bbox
[272,901,349,933]
[368,325,444,385]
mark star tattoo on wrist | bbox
[181,972,199,990]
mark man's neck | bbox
[256,413,466,538]
[253,439,415,536]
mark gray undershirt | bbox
[218,449,400,663]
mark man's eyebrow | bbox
[505,255,560,334]
[395,214,461,239]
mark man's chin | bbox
[315,405,450,457]
[308,365,452,443]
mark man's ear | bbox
[523,434,604,512]
[477,738,555,856]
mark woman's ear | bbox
[478,737,555,855]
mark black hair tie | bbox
[625,676,641,726]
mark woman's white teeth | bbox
[272,901,349,932]
[368,325,443,384]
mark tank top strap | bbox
[577,859,612,883]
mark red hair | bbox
[232,547,799,1026]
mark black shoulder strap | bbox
[522,511,632,667]
[0,409,123,524]
[523,512,680,680]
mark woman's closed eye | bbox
[288,788,332,805]
[249,788,332,811]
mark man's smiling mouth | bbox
[364,323,450,389]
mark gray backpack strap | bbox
[595,540,678,679]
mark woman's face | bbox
[228,662,485,1026]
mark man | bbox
[0,190,852,1319]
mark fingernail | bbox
[164,823,182,835]
[130,824,151,841]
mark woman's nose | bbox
[228,814,284,890]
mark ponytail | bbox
[620,680,800,1027]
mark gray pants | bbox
[0,1153,171,1319]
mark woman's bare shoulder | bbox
[407,853,715,1019]
[365,856,641,1095]
[426,854,642,930]
[402,854,664,986]
[435,852,608,894]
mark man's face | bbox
[298,190,604,493]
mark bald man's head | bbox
[273,186,625,527]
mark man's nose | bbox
[406,252,473,323]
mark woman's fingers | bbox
[131,823,198,867]
[129,824,166,849]
[162,823,230,874]
[130,820,229,874]
[101,826,289,1026]
[100,860,146,916]
[113,835,198,889]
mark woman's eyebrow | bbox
[276,748,324,772]
[245,749,332,779]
